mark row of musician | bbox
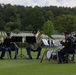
[0,30,42,59]
[0,31,76,64]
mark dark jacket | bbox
[60,36,74,53]
[3,37,12,47]
[73,40,76,53]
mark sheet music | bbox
[42,39,49,46]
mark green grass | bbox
[0,48,76,75]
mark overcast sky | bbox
[0,0,76,8]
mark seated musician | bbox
[58,31,74,64]
[26,30,42,59]
[0,39,6,59]
[3,32,18,59]
[73,34,76,52]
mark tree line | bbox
[0,4,76,34]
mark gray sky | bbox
[0,0,76,7]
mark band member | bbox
[73,34,76,53]
[70,34,76,62]
[3,32,18,59]
[58,31,74,64]
[26,30,42,59]
[0,43,6,59]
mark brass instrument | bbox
[0,37,3,42]
[31,31,42,50]
[0,37,4,47]
[13,42,19,49]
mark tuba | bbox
[31,31,42,50]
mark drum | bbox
[46,50,53,59]
[46,50,57,60]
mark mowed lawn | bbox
[0,48,76,75]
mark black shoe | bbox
[29,55,32,59]
[36,57,41,59]
[57,61,62,64]
[0,57,4,60]
[26,57,32,60]
[36,57,39,59]
[14,57,17,59]
[36,55,39,59]
[63,61,68,63]
[26,55,32,60]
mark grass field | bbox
[0,48,76,75]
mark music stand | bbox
[40,39,50,63]
[26,36,36,44]
[11,36,22,42]
[11,36,26,58]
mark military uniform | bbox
[58,35,74,63]
[0,43,6,59]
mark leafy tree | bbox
[23,6,45,31]
[4,22,21,31]
[15,5,26,30]
[4,27,10,32]
[4,4,19,22]
[42,10,54,21]
[13,29,20,33]
[42,20,55,36]
[25,25,33,31]
[0,17,5,30]
[0,3,76,33]
[55,14,76,33]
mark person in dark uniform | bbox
[73,34,76,53]
[70,34,76,62]
[3,32,18,59]
[0,43,6,59]
[58,31,73,64]
[26,30,42,59]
